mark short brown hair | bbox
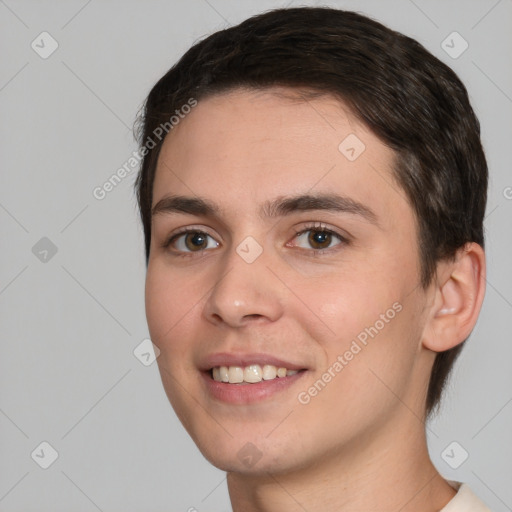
[134,7,488,418]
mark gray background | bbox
[1,0,511,510]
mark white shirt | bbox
[440,481,492,511]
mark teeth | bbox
[262,364,277,380]
[219,366,229,382]
[211,364,300,384]
[228,366,244,383]
[244,364,262,383]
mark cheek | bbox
[326,292,423,407]
[306,267,420,388]
[145,265,201,414]
[144,264,198,354]
[309,270,400,342]
[297,305,422,444]
[145,268,171,341]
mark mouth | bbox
[208,364,306,384]
[198,352,309,403]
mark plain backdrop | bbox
[1,1,511,510]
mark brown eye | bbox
[167,230,219,254]
[307,230,333,250]
[292,225,347,253]
[184,232,208,251]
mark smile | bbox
[199,352,309,403]
[211,364,300,384]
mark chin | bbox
[191,431,313,476]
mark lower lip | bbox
[200,370,307,404]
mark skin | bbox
[145,87,486,512]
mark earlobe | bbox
[422,242,486,353]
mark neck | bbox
[227,409,456,512]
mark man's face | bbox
[145,88,434,474]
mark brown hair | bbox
[134,7,488,418]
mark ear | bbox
[422,242,486,352]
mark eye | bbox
[164,229,219,255]
[290,223,347,253]
[162,223,348,258]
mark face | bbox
[145,88,434,474]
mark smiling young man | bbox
[134,7,490,512]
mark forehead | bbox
[152,87,410,227]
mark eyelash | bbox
[161,222,349,259]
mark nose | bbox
[202,242,285,328]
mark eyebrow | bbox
[151,193,379,226]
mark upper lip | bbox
[199,352,308,371]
